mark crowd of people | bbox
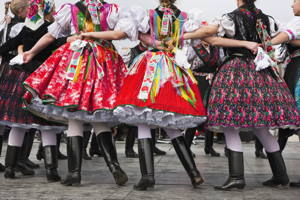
[0,0,299,192]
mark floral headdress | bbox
[81,0,104,25]
[25,0,55,31]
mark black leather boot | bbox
[4,146,20,178]
[278,129,294,152]
[16,133,35,176]
[89,133,103,157]
[255,137,267,159]
[61,136,83,186]
[204,131,220,157]
[185,128,196,148]
[22,130,40,169]
[0,135,5,172]
[36,142,44,160]
[97,132,128,186]
[151,129,166,156]
[125,126,138,158]
[290,180,300,187]
[44,145,61,182]
[134,138,155,190]
[172,136,204,188]
[57,133,67,160]
[215,149,245,190]
[82,131,92,160]
[262,151,289,187]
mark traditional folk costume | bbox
[113,6,206,190]
[208,5,300,190]
[0,2,27,172]
[23,0,139,186]
[0,0,66,182]
[275,16,300,187]
[185,39,221,157]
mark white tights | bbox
[223,127,280,153]
[8,127,57,147]
[67,120,111,137]
[137,124,182,140]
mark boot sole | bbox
[113,171,128,186]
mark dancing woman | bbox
[184,0,300,190]
[23,0,139,186]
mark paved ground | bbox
[0,140,300,200]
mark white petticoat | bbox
[113,105,207,130]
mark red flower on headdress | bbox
[28,4,39,19]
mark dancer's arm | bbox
[183,25,219,40]
[271,32,289,45]
[23,33,56,63]
[81,30,127,40]
[204,36,259,54]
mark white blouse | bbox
[48,4,141,41]
[283,16,300,41]
[212,14,280,37]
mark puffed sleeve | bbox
[9,23,24,38]
[283,16,300,40]
[47,4,73,39]
[268,16,281,37]
[212,14,235,37]
[114,7,147,41]
[184,8,205,32]
[130,6,150,34]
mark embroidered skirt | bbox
[23,40,127,123]
[207,57,300,132]
[113,51,207,130]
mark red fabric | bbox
[115,55,207,117]
[24,42,127,112]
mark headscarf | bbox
[25,0,55,30]
[80,0,104,25]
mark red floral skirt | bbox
[23,41,127,123]
[113,51,207,129]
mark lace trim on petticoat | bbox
[113,105,207,130]
[23,97,119,125]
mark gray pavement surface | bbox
[0,140,300,200]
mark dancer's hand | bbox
[243,41,259,55]
[23,51,35,63]
[67,34,82,43]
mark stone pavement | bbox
[0,140,300,200]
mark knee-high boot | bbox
[255,137,267,159]
[134,138,155,190]
[204,131,220,157]
[185,128,196,148]
[263,151,289,187]
[96,132,128,186]
[4,146,21,178]
[215,149,245,190]
[21,129,40,168]
[16,132,35,176]
[151,129,166,156]
[278,129,294,152]
[89,133,103,157]
[82,131,92,160]
[125,126,138,158]
[172,136,204,188]
[61,136,83,186]
[44,145,61,182]
[57,133,67,160]
[0,135,5,172]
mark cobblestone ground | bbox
[0,140,299,200]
